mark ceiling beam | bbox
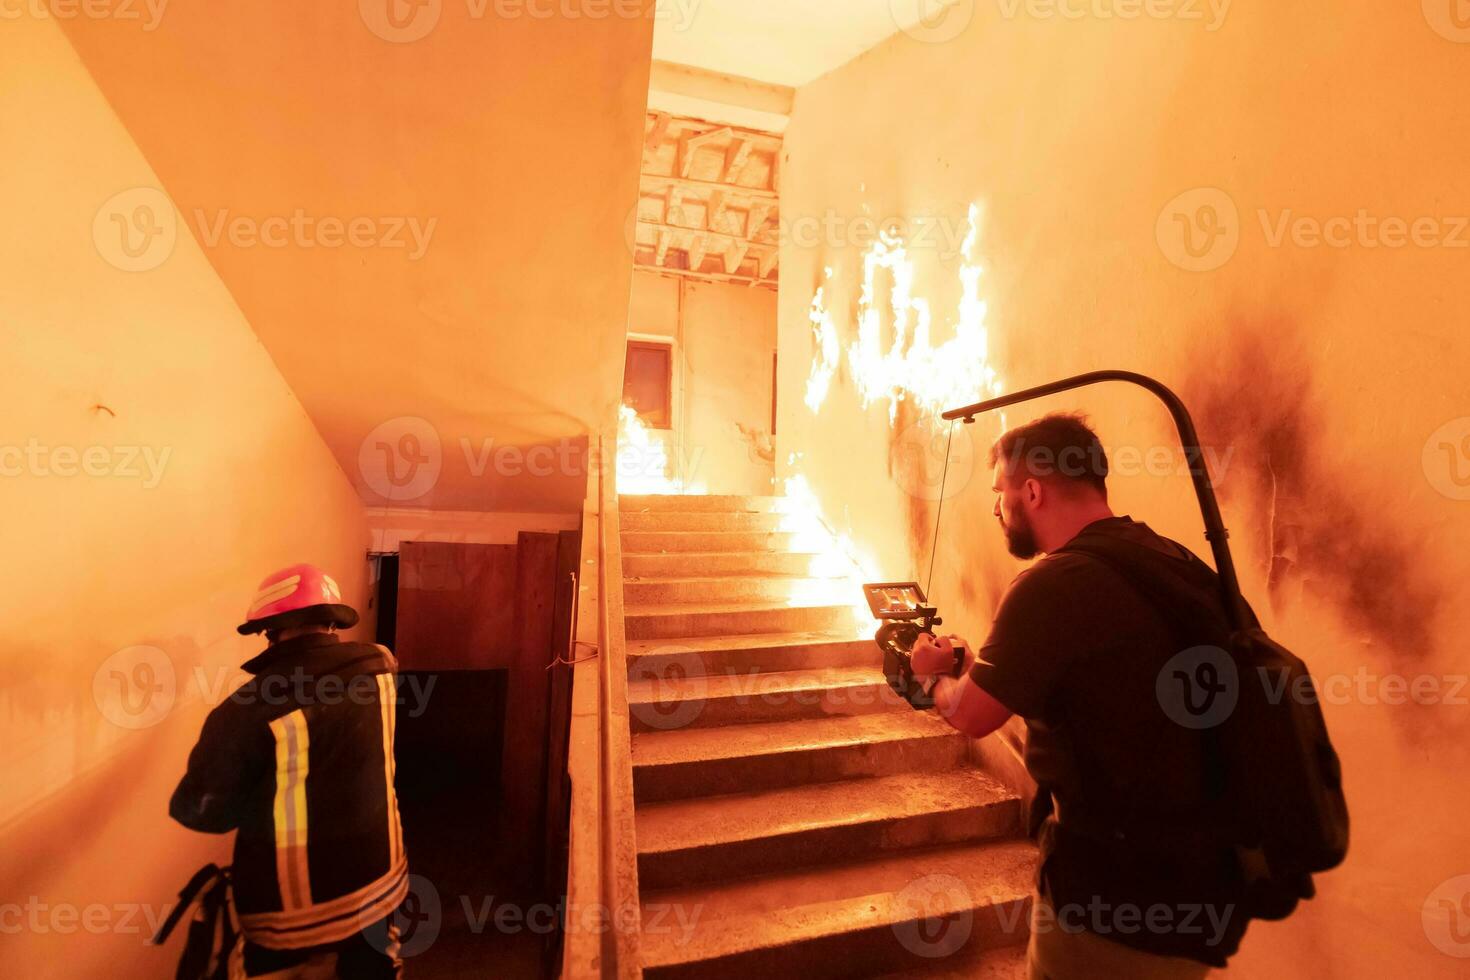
[644,112,671,152]
[708,190,728,231]
[641,173,778,202]
[679,125,733,178]
[688,234,709,272]
[639,264,775,290]
[724,241,751,275]
[723,138,752,183]
[633,217,774,249]
[637,104,782,288]
[747,202,773,238]
[647,60,794,134]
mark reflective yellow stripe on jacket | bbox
[376,673,405,868]
[267,710,312,910]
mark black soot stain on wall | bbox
[1182,326,1442,662]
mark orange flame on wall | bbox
[616,404,675,495]
[850,204,1002,422]
[790,204,1005,618]
[805,270,840,412]
[616,405,706,495]
[806,204,1003,423]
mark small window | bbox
[623,340,672,429]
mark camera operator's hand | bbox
[911,633,971,678]
[910,632,1011,739]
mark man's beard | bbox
[1001,507,1039,560]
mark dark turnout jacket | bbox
[170,634,408,950]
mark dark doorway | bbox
[376,537,573,980]
[395,670,505,812]
[374,553,399,650]
[395,669,546,978]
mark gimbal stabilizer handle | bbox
[941,370,1251,633]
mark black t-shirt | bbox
[969,516,1248,966]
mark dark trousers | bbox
[242,916,403,979]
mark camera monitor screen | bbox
[862,582,928,619]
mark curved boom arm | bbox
[942,370,1252,632]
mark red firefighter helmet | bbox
[236,563,359,636]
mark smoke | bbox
[1182,321,1444,664]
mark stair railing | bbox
[561,433,644,979]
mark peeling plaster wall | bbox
[775,5,1470,976]
[628,271,777,495]
[0,17,371,978]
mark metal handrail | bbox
[561,433,644,979]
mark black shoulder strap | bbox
[153,864,237,980]
[151,864,223,946]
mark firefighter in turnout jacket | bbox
[170,564,409,978]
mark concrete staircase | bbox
[620,493,1037,979]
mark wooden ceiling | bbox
[631,112,782,289]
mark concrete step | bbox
[622,510,787,533]
[874,944,1028,979]
[627,631,874,678]
[624,601,858,641]
[624,550,828,579]
[623,574,852,607]
[636,769,1022,890]
[638,838,1037,980]
[632,711,966,803]
[622,530,798,554]
[621,494,782,514]
[627,664,905,733]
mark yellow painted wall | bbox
[776,5,1470,975]
[0,15,371,978]
[57,0,657,514]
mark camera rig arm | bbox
[942,370,1251,633]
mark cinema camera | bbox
[862,582,965,711]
